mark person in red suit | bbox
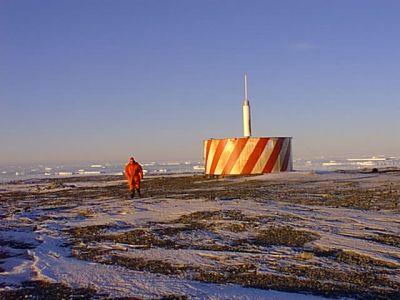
[124,157,143,198]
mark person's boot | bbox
[130,190,135,199]
[137,189,141,198]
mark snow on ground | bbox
[0,211,327,300]
[31,237,326,300]
[1,171,399,299]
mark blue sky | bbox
[1,0,400,164]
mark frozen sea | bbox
[1,156,400,183]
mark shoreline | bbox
[2,165,400,185]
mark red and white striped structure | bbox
[204,137,292,175]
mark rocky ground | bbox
[1,170,400,299]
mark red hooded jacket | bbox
[125,160,143,190]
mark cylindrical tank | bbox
[204,137,292,175]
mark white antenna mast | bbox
[244,74,248,100]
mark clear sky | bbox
[1,0,400,164]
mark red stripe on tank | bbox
[209,139,228,175]
[262,138,283,173]
[204,140,212,172]
[221,138,249,175]
[240,138,269,174]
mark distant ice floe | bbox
[347,156,386,161]
[322,160,342,167]
[77,169,102,175]
[193,165,205,171]
[58,172,73,176]
[296,155,400,171]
